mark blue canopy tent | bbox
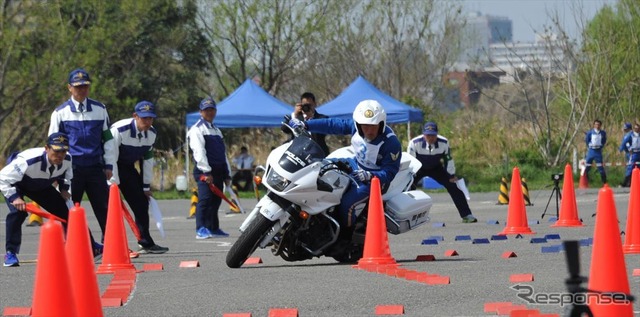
[317,76,424,134]
[184,79,293,182]
[186,78,293,129]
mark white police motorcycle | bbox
[225,124,433,268]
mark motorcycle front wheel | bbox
[226,213,276,268]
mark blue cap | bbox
[199,97,217,110]
[68,68,91,86]
[47,132,70,152]
[423,122,438,135]
[624,122,632,130]
[134,101,157,118]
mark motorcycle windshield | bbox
[278,136,325,173]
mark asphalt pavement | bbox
[1,186,639,317]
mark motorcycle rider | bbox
[288,99,402,238]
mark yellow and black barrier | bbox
[187,187,197,219]
[521,177,533,206]
[497,176,509,205]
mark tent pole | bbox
[407,122,411,144]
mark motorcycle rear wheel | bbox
[226,213,276,268]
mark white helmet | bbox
[353,99,386,137]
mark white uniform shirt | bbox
[0,148,72,203]
[109,118,156,190]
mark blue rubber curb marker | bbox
[541,245,562,253]
[427,235,444,241]
[580,238,593,246]
[421,239,439,245]
[490,235,507,240]
[432,222,445,228]
[455,235,471,241]
[472,238,490,244]
[544,234,561,240]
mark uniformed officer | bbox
[620,123,640,187]
[110,101,168,254]
[188,97,232,239]
[48,68,115,244]
[619,122,633,170]
[1,133,72,266]
[584,119,607,184]
[408,122,477,223]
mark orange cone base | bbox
[96,263,136,275]
[551,219,583,227]
[623,245,640,254]
[354,258,398,269]
[579,175,588,189]
[499,227,535,235]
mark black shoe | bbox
[137,244,169,254]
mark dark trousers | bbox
[584,149,606,183]
[5,186,69,254]
[193,170,223,231]
[231,170,253,191]
[118,163,155,247]
[415,167,471,218]
[72,165,109,240]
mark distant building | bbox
[452,12,571,105]
[487,33,569,83]
[460,12,513,64]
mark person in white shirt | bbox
[231,146,255,191]
[584,119,607,184]
[1,133,80,266]
[188,97,232,239]
[620,123,640,187]
[407,122,477,223]
[109,101,168,254]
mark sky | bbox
[460,0,618,42]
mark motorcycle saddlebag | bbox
[384,190,432,234]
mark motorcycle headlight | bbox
[266,169,290,191]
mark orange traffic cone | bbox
[97,184,135,274]
[552,164,583,227]
[623,168,640,253]
[588,184,633,316]
[499,167,535,235]
[578,163,589,189]
[66,203,104,316]
[31,221,77,317]
[354,177,397,269]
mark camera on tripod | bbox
[542,173,564,219]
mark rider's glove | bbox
[352,169,372,182]
[335,160,352,174]
[288,117,307,130]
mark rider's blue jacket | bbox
[306,118,401,189]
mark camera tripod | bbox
[541,179,562,219]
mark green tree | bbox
[0,0,209,160]
[581,0,640,125]
[0,1,74,157]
